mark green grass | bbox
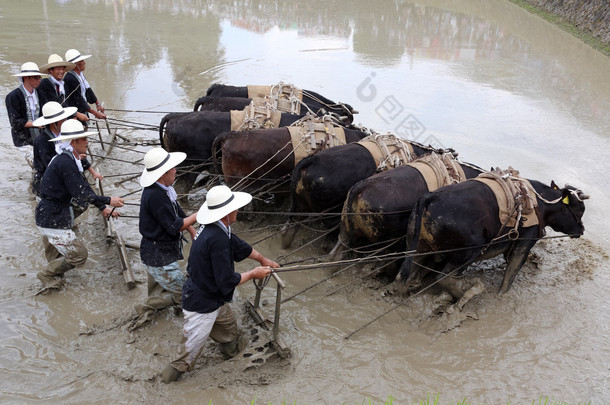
[509,0,610,56]
[240,395,594,405]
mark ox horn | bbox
[578,192,590,200]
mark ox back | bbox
[193,96,251,112]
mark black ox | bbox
[397,180,589,294]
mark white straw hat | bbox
[140,148,187,187]
[196,185,252,225]
[12,62,44,77]
[65,49,91,64]
[50,119,98,142]
[32,101,77,127]
[39,54,75,74]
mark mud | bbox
[1,0,609,403]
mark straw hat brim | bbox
[13,71,46,78]
[67,54,91,63]
[50,130,98,143]
[196,191,252,225]
[140,152,187,187]
[39,61,75,74]
[32,106,77,127]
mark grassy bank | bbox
[509,0,610,56]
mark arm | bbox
[236,248,279,286]
[238,266,272,286]
[5,91,28,132]
[87,165,103,180]
[248,248,279,268]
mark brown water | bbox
[0,0,609,403]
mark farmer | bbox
[63,49,106,120]
[32,101,103,197]
[5,62,45,167]
[32,102,77,196]
[160,185,279,383]
[38,54,88,123]
[35,119,123,292]
[132,148,198,329]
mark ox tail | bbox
[206,83,223,96]
[211,132,230,174]
[158,114,172,149]
[396,197,425,284]
[193,97,205,111]
[281,155,315,249]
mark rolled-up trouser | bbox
[170,304,238,373]
[17,145,34,169]
[38,227,88,268]
[136,262,185,313]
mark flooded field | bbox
[0,0,608,403]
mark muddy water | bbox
[0,0,609,403]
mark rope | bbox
[106,108,181,114]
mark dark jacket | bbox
[32,129,92,197]
[64,71,98,114]
[139,184,188,267]
[38,78,66,106]
[182,223,252,314]
[35,151,109,229]
[5,87,42,147]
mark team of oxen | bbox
[159,82,589,300]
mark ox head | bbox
[547,181,589,238]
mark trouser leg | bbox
[42,235,61,263]
[135,264,184,314]
[169,308,219,373]
[37,228,88,288]
[210,304,243,358]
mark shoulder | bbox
[64,72,77,83]
[143,184,166,199]
[5,88,22,102]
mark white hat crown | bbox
[33,101,77,127]
[50,119,98,142]
[65,49,91,64]
[40,54,75,74]
[139,148,187,187]
[196,185,252,224]
[13,62,42,77]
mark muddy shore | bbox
[514,0,610,51]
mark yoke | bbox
[288,113,347,165]
[473,167,539,229]
[230,98,282,131]
[407,152,466,191]
[356,133,416,171]
[247,82,303,115]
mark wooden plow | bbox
[91,120,136,289]
[246,271,291,358]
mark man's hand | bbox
[260,257,280,269]
[250,266,272,280]
[109,196,124,207]
[92,110,106,119]
[102,206,120,219]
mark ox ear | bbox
[561,188,571,205]
[551,180,560,190]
